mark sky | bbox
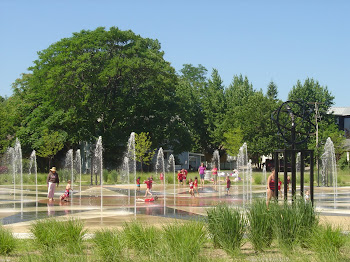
[0,0,349,107]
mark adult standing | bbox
[266,168,276,208]
[47,167,59,201]
[198,163,206,188]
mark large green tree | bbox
[175,64,209,152]
[288,78,344,159]
[11,27,180,166]
[221,76,281,165]
[202,68,226,151]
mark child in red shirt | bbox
[189,178,194,196]
[182,169,188,184]
[160,172,164,184]
[144,177,153,197]
[145,196,158,202]
[177,170,183,185]
[226,176,231,195]
[194,176,199,196]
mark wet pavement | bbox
[0,183,349,232]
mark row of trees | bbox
[0,27,345,170]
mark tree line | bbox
[0,27,344,170]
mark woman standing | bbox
[266,168,275,208]
[198,163,206,188]
[47,167,59,201]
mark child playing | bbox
[177,170,183,185]
[144,177,153,197]
[286,175,291,192]
[278,178,282,197]
[194,176,199,196]
[212,165,218,185]
[60,180,72,201]
[160,172,164,184]
[226,176,231,195]
[136,176,141,192]
[188,178,194,196]
[182,169,187,184]
[136,196,159,202]
[305,190,310,202]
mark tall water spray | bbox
[65,150,74,185]
[5,147,15,199]
[29,150,38,207]
[212,150,221,193]
[5,139,23,213]
[127,132,136,215]
[262,163,267,199]
[168,154,176,208]
[156,148,166,214]
[237,143,251,206]
[94,136,103,211]
[321,137,337,206]
[75,149,82,201]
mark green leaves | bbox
[135,132,155,170]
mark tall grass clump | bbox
[246,199,273,251]
[270,198,319,249]
[93,229,126,262]
[161,221,207,262]
[207,204,246,255]
[294,198,319,245]
[123,221,161,258]
[30,218,86,254]
[308,224,348,261]
[0,226,16,255]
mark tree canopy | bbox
[6,27,181,166]
[0,27,343,169]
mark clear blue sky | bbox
[1,1,349,106]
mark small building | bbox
[329,106,350,150]
[330,107,350,138]
[160,150,204,171]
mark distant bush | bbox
[253,173,262,185]
[109,170,118,183]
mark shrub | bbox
[246,199,273,251]
[0,226,16,255]
[30,218,86,254]
[103,169,109,183]
[93,229,125,262]
[253,173,262,185]
[165,174,174,184]
[207,204,246,255]
[109,170,118,183]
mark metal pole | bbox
[310,150,314,205]
[274,152,279,199]
[300,151,304,197]
[284,150,288,201]
[291,150,296,202]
